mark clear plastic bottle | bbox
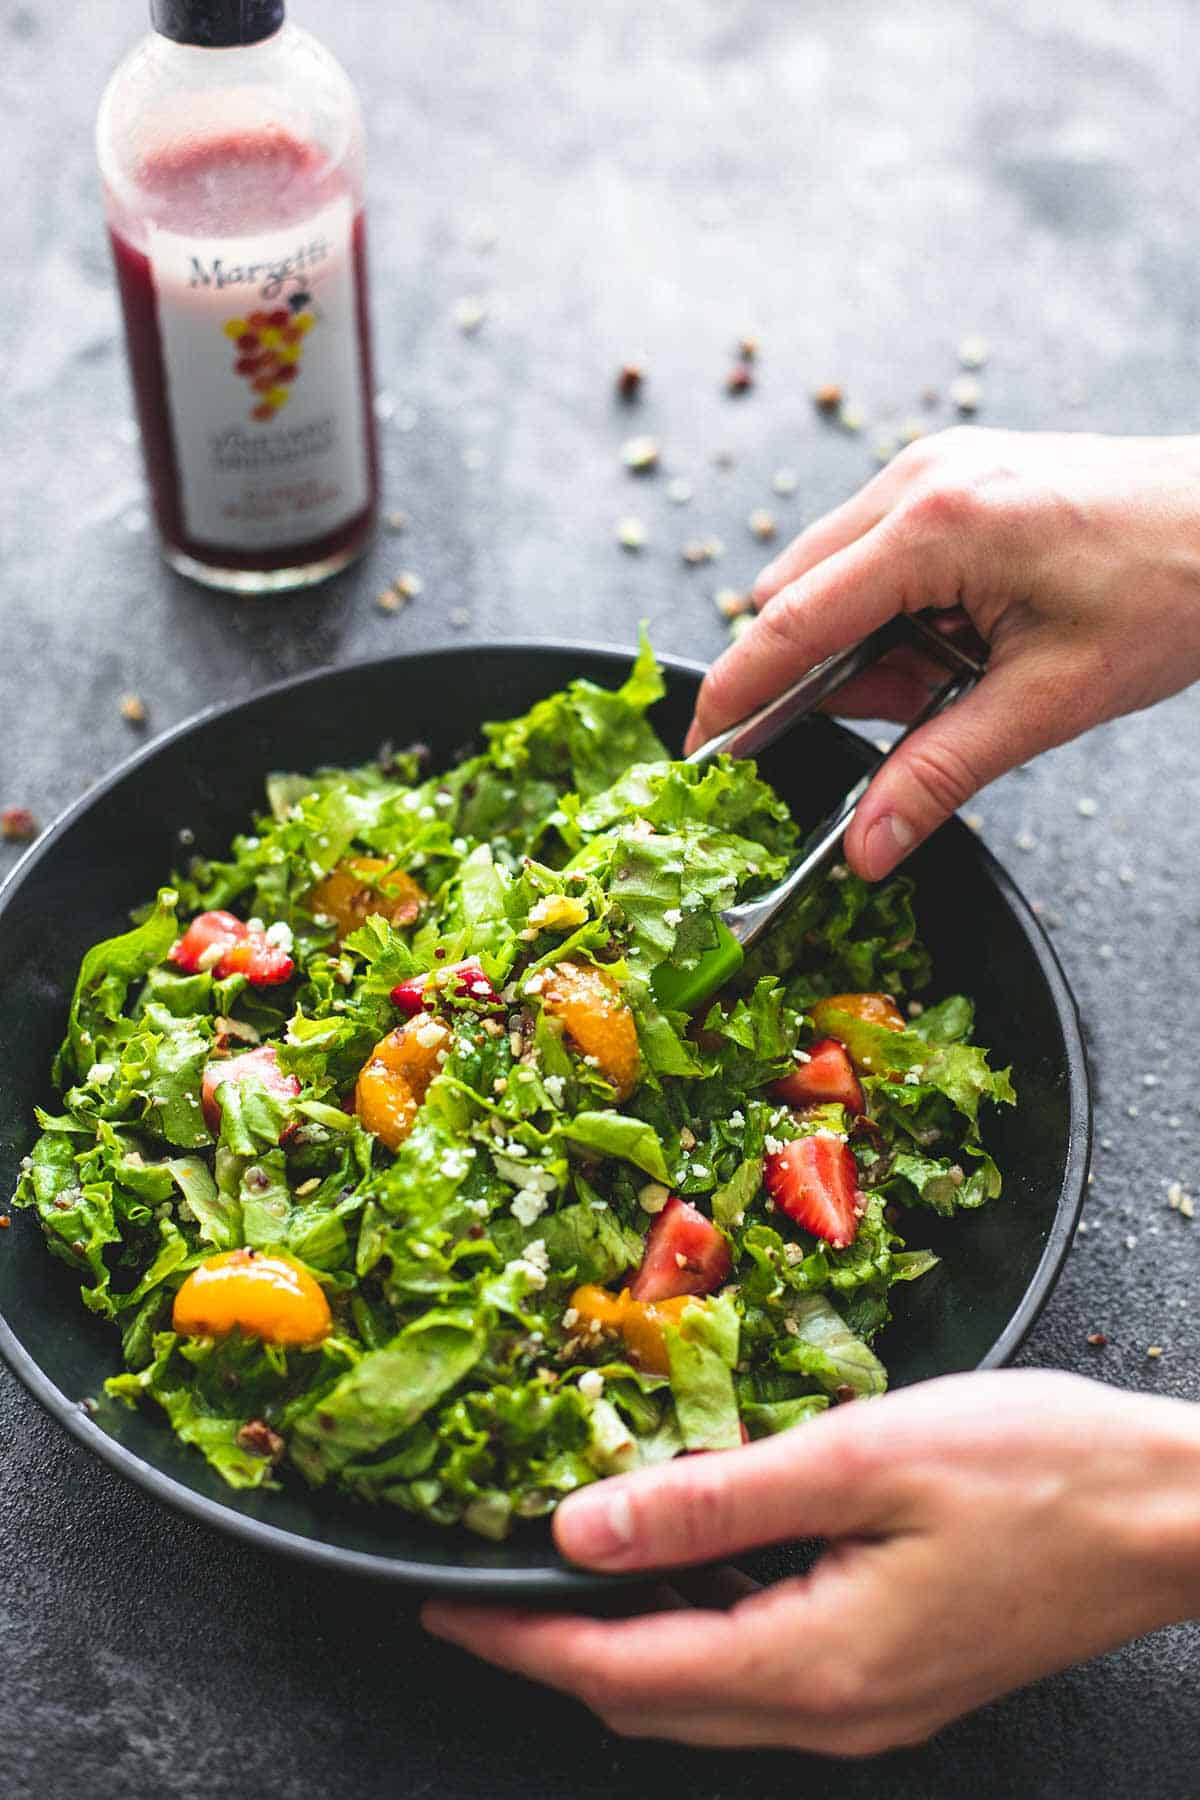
[97,1,379,593]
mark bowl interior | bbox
[0,644,1089,1592]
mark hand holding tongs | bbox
[651,613,988,1011]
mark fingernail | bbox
[557,1485,635,1563]
[862,813,915,879]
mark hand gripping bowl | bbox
[0,644,1091,1595]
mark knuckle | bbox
[795,1653,874,1720]
[755,588,806,650]
[667,1458,738,1560]
[576,1664,638,1717]
[905,477,985,538]
[902,735,983,817]
[695,652,746,732]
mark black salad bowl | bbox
[0,643,1091,1595]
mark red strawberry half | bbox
[218,934,295,986]
[764,1134,864,1250]
[770,1038,864,1114]
[629,1196,732,1303]
[171,910,245,973]
[390,958,501,1015]
[170,910,294,987]
[201,1043,300,1136]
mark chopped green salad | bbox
[13,640,1014,1539]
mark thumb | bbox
[844,656,1069,881]
[553,1407,894,1572]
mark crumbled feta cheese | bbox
[512,1189,549,1227]
[729,1109,745,1128]
[578,1369,605,1400]
[690,1164,710,1180]
[544,1075,566,1107]
[561,1307,579,1329]
[662,907,683,928]
[264,921,294,952]
[507,1237,550,1290]
[509,1256,548,1291]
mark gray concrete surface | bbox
[3,1,1199,1794]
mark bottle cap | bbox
[150,0,285,47]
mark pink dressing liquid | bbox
[109,127,378,581]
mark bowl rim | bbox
[0,639,1092,1593]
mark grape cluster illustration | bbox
[222,290,316,422]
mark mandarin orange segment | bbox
[567,1284,693,1376]
[354,1017,451,1150]
[540,960,639,1100]
[810,992,906,1034]
[172,1249,331,1347]
[354,1060,419,1151]
[306,857,426,941]
[616,1293,692,1375]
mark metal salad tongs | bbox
[651,612,989,1011]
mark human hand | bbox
[685,429,1200,879]
[424,1370,1200,1755]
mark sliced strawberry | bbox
[218,934,295,986]
[170,910,294,986]
[201,1044,300,1135]
[390,958,501,1015]
[770,1038,864,1114]
[170,910,246,973]
[764,1134,863,1250]
[629,1196,732,1303]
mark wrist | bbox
[1121,1392,1200,1625]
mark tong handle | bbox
[685,609,987,768]
[719,665,976,952]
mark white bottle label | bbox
[147,197,370,553]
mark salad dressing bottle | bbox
[97,0,379,592]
